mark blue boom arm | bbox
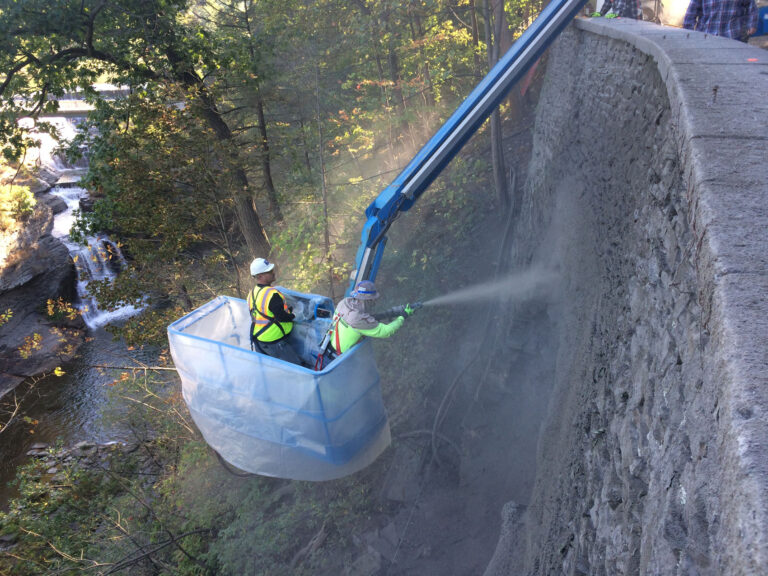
[350,0,587,292]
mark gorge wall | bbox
[486,19,768,576]
[0,170,83,395]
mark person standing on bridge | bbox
[247,257,302,365]
[683,0,758,42]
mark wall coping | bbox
[573,17,768,568]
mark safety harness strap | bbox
[250,286,287,340]
[332,313,343,355]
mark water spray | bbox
[422,266,558,308]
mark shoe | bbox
[590,11,602,16]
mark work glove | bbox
[405,303,415,316]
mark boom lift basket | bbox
[167,290,391,481]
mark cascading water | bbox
[38,118,141,328]
[0,116,145,510]
[49,182,141,328]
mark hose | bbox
[213,448,256,478]
[429,168,518,466]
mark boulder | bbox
[78,196,95,213]
[0,202,58,292]
[41,194,68,216]
[0,202,84,397]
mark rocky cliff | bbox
[0,170,84,396]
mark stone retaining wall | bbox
[487,19,768,575]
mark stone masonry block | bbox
[665,63,768,140]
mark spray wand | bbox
[375,301,423,322]
[315,301,422,370]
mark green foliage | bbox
[0,0,190,157]
[76,94,227,259]
[0,361,385,575]
[0,0,540,573]
[0,452,124,575]
[67,91,249,344]
[0,184,35,231]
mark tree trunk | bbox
[194,93,271,257]
[483,0,509,209]
[354,0,399,168]
[469,0,483,78]
[493,0,513,55]
[490,111,508,209]
[299,117,312,175]
[255,91,282,221]
[409,3,435,108]
[232,183,271,257]
[242,5,282,222]
[372,20,398,167]
[315,66,335,300]
[165,44,271,257]
[387,39,406,115]
[494,0,524,124]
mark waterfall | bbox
[34,116,142,329]
[49,182,142,329]
[27,117,87,173]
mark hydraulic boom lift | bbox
[351,0,588,290]
[168,0,589,480]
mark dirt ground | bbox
[376,304,557,576]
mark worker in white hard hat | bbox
[247,257,302,365]
[326,280,414,358]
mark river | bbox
[1,140,145,509]
[0,327,152,509]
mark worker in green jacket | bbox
[328,280,414,357]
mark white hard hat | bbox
[250,257,275,276]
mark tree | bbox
[70,88,249,341]
[193,0,286,222]
[0,0,270,256]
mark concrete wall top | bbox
[575,17,768,567]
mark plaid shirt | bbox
[683,0,759,40]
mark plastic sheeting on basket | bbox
[167,291,391,481]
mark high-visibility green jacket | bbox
[329,299,404,354]
[248,285,293,342]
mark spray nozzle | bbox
[406,302,423,315]
[376,301,423,321]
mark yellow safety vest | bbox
[248,286,293,342]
